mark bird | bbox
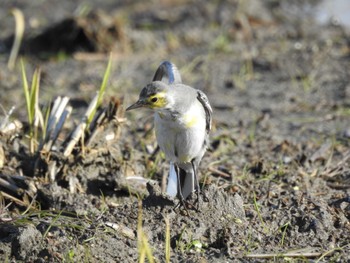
[126,61,212,207]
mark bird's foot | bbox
[174,199,190,215]
[173,189,209,213]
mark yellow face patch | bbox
[147,92,167,109]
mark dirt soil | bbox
[0,0,350,262]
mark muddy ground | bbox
[0,0,350,262]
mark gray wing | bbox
[152,61,182,84]
[197,90,212,133]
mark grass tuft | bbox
[280,221,290,246]
[21,59,44,153]
[164,216,171,263]
[253,191,266,230]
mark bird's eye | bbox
[151,97,158,103]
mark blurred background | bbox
[1,0,349,115]
[0,1,349,261]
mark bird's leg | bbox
[174,164,189,213]
[175,165,185,201]
[191,160,200,210]
[191,160,209,207]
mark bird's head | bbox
[126,81,173,111]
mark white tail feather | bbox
[166,163,195,199]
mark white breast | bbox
[154,100,206,164]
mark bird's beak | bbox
[126,100,145,111]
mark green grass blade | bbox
[137,199,154,263]
[42,210,63,240]
[143,235,154,263]
[97,52,112,107]
[165,216,171,263]
[253,191,265,228]
[42,101,51,139]
[20,59,32,126]
[87,53,113,125]
[30,68,41,124]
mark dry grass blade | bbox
[0,106,15,131]
[245,251,322,258]
[8,8,25,70]
[21,194,38,215]
[0,143,4,169]
[41,96,71,152]
[245,245,345,260]
[50,106,72,147]
[63,94,98,157]
[208,166,231,178]
[0,196,13,222]
[32,69,44,136]
[45,97,68,137]
[325,150,350,176]
[246,247,324,259]
[309,140,332,163]
[0,177,21,193]
[0,191,27,206]
[85,105,110,146]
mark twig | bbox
[208,166,231,178]
[244,247,339,259]
[245,251,322,258]
[105,222,135,239]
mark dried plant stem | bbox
[0,191,26,206]
[41,96,71,152]
[0,178,20,193]
[245,251,322,258]
[63,94,98,157]
[208,166,231,178]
